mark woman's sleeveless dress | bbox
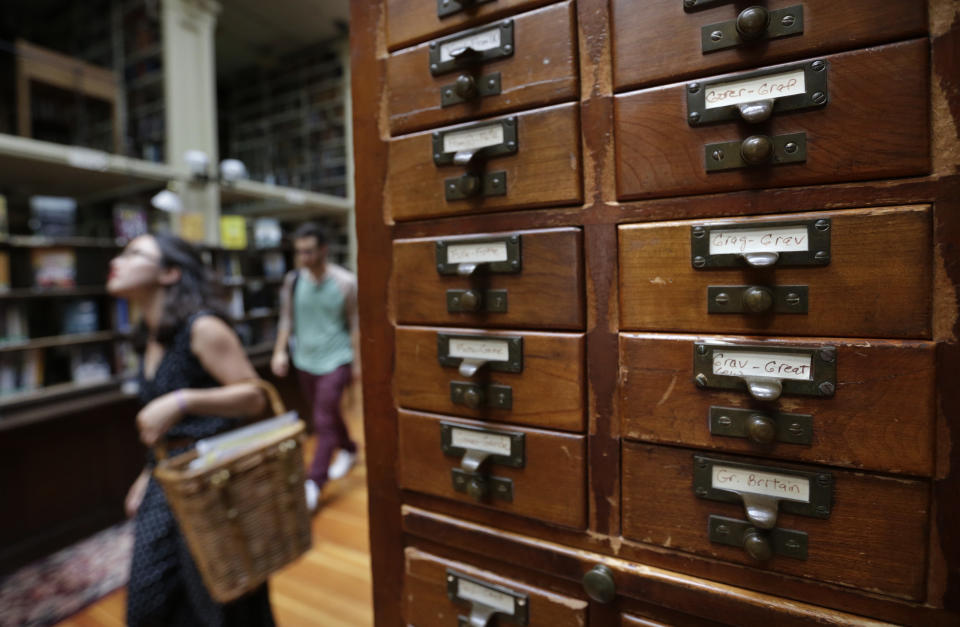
[126,314,275,627]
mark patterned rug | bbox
[0,521,133,627]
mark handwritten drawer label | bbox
[449,338,510,362]
[457,578,516,614]
[705,69,806,110]
[712,350,813,381]
[446,240,509,265]
[442,124,506,154]
[712,465,810,503]
[709,225,809,255]
[440,27,502,63]
[450,428,513,456]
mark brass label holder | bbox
[709,515,809,561]
[700,6,804,53]
[450,381,513,410]
[693,342,837,401]
[438,333,523,377]
[441,422,525,468]
[433,118,517,166]
[437,0,496,18]
[429,20,514,75]
[436,234,521,275]
[687,59,828,126]
[709,406,813,446]
[446,569,530,626]
[694,455,833,530]
[690,218,831,268]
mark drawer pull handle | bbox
[741,492,779,529]
[705,132,806,172]
[447,289,508,313]
[744,376,782,401]
[454,73,477,100]
[707,285,808,315]
[450,382,513,410]
[742,251,779,267]
[710,406,814,446]
[582,564,616,603]
[736,6,769,40]
[459,358,485,378]
[737,99,773,123]
[709,515,809,561]
[740,134,773,165]
[437,0,495,19]
[699,5,804,54]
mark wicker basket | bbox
[153,379,312,603]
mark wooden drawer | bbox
[615,40,929,201]
[386,0,553,51]
[395,326,585,431]
[398,410,587,528]
[403,547,588,626]
[386,103,582,221]
[611,0,926,91]
[620,333,935,477]
[387,1,578,135]
[393,227,584,330]
[622,443,929,600]
[619,205,932,338]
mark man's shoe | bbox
[328,450,357,480]
[304,479,320,512]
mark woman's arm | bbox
[186,314,266,416]
[135,315,267,446]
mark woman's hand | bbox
[125,469,150,517]
[136,391,185,446]
[271,349,289,378]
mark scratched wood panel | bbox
[620,333,936,477]
[619,205,932,338]
[395,326,585,432]
[615,40,930,200]
[386,0,554,51]
[403,547,588,626]
[386,103,582,221]
[398,410,587,529]
[387,1,578,135]
[622,443,930,601]
[393,227,584,329]
[612,0,927,91]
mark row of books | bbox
[0,345,118,398]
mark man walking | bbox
[271,223,358,508]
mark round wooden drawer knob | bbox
[582,564,616,603]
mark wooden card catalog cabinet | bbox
[354,0,960,624]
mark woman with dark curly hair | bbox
[107,232,275,626]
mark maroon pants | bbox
[297,363,356,486]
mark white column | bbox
[162,0,222,244]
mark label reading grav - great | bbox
[450,428,512,456]
[442,124,505,154]
[448,338,510,362]
[457,578,515,615]
[440,27,502,63]
[709,225,809,255]
[705,69,806,110]
[712,465,810,503]
[446,241,508,265]
[712,350,813,381]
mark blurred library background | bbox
[0,0,358,602]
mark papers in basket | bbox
[188,411,300,471]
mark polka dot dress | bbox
[126,314,275,627]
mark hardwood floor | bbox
[59,384,373,627]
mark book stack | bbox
[220,216,248,250]
[29,196,77,237]
[31,248,77,288]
